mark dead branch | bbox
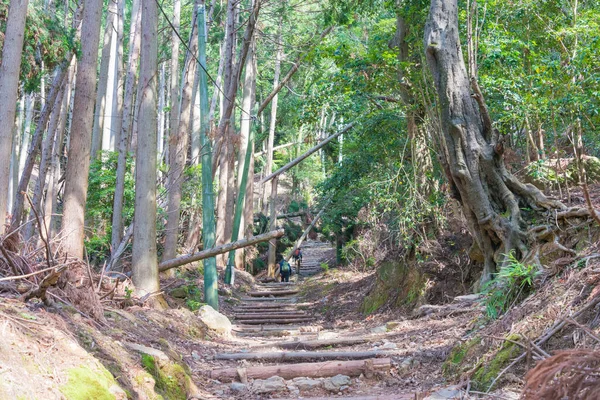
[21,265,68,304]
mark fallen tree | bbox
[158,229,284,272]
[209,358,390,381]
[214,350,391,361]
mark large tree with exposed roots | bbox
[423,0,577,284]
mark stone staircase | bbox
[297,240,336,276]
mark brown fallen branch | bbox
[252,337,373,351]
[234,312,308,319]
[158,229,284,272]
[21,265,68,304]
[209,357,390,381]
[485,295,600,393]
[214,350,391,361]
[0,265,61,282]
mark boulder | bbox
[197,305,232,337]
[323,374,352,392]
[252,376,287,394]
[424,386,463,399]
[230,382,248,393]
[293,377,322,391]
[370,325,387,334]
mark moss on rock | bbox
[60,366,119,400]
[141,353,194,400]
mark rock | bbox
[236,270,255,286]
[252,376,287,394]
[424,386,463,399]
[169,286,188,298]
[287,384,300,396]
[318,331,339,340]
[294,377,322,391]
[399,357,414,371]
[386,321,401,330]
[324,374,352,392]
[197,305,232,337]
[381,342,397,349]
[370,325,387,334]
[230,382,248,393]
[218,286,232,296]
[453,294,481,303]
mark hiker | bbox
[278,257,292,282]
[292,247,303,271]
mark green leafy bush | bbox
[482,252,539,319]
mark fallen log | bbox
[209,358,390,381]
[240,296,297,302]
[215,350,390,361]
[247,289,299,297]
[158,229,284,272]
[237,317,314,325]
[255,337,373,350]
[234,312,308,319]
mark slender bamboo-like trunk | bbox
[90,0,116,159]
[110,0,125,149]
[157,62,166,162]
[0,0,30,230]
[131,0,161,300]
[162,17,198,263]
[61,0,102,259]
[168,0,181,162]
[198,1,219,309]
[110,0,141,262]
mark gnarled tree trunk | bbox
[424,0,564,284]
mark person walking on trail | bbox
[278,257,292,282]
[292,247,303,272]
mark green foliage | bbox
[320,262,329,272]
[482,253,539,319]
[85,152,135,266]
[0,2,76,92]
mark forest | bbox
[0,0,600,398]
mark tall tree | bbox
[110,0,141,260]
[198,0,219,309]
[0,0,30,232]
[132,0,161,298]
[62,0,103,258]
[424,0,564,284]
[163,10,198,263]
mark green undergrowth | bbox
[360,260,427,315]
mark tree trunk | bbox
[8,91,25,215]
[0,0,29,231]
[12,63,70,230]
[162,18,198,263]
[261,20,283,214]
[168,0,181,162]
[90,0,116,160]
[157,62,166,162]
[424,0,564,284]
[24,81,67,241]
[267,176,279,277]
[197,1,219,309]
[62,0,102,259]
[132,0,162,301]
[110,0,141,262]
[45,67,73,239]
[233,37,257,271]
[103,0,119,152]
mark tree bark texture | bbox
[162,21,198,263]
[0,0,29,231]
[424,0,564,283]
[110,0,141,261]
[132,0,161,298]
[61,0,102,259]
[90,0,116,160]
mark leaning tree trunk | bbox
[424,0,564,284]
